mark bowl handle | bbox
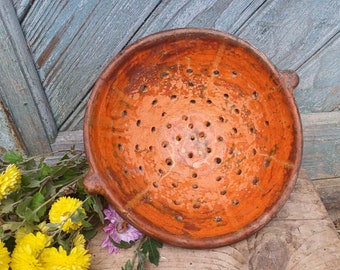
[83,169,103,195]
[280,70,299,94]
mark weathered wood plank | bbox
[295,32,340,113]
[0,0,57,154]
[87,170,340,269]
[21,0,161,129]
[12,0,33,22]
[313,177,340,222]
[0,100,24,155]
[236,0,340,70]
[301,111,340,179]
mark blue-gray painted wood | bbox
[12,0,33,22]
[22,0,161,129]
[295,32,340,113]
[0,0,56,154]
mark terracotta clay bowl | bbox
[83,28,302,249]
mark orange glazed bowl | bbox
[83,28,302,249]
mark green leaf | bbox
[109,237,136,249]
[31,192,46,218]
[122,259,133,270]
[3,151,23,163]
[141,237,163,266]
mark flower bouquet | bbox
[0,150,162,270]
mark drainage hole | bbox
[192,172,198,178]
[165,158,173,166]
[199,132,205,138]
[217,136,224,142]
[140,85,147,93]
[148,145,154,151]
[220,189,227,195]
[205,121,211,127]
[135,144,140,151]
[161,141,169,148]
[182,115,188,121]
[215,157,222,164]
[161,112,167,117]
[152,182,158,188]
[152,99,158,106]
[206,99,212,104]
[252,148,257,155]
[219,116,224,122]
[214,216,222,222]
[172,182,178,188]
[224,93,229,99]
[188,82,194,87]
[122,110,127,117]
[192,184,198,189]
[252,91,259,99]
[151,126,156,133]
[158,169,164,175]
[176,135,182,141]
[186,68,193,74]
[232,199,239,205]
[250,127,256,134]
[232,71,238,77]
[190,99,196,104]
[166,123,172,129]
[118,144,124,151]
[264,160,271,167]
[136,120,141,126]
[206,147,212,153]
[193,203,200,209]
[252,177,259,185]
[139,166,143,171]
[213,70,220,75]
[188,123,194,129]
[231,127,238,134]
[176,215,183,221]
[234,108,240,114]
[188,152,194,158]
[171,94,177,100]
[190,135,195,141]
[265,120,270,126]
[173,200,180,205]
[236,169,242,175]
[229,148,234,154]
[161,71,169,78]
[216,176,222,182]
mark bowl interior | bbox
[84,29,302,248]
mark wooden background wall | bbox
[0,0,339,219]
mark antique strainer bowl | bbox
[83,28,302,248]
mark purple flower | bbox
[101,204,143,254]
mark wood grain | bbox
[21,0,161,129]
[0,0,56,154]
[87,170,340,269]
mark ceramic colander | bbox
[83,28,302,248]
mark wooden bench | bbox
[88,169,340,269]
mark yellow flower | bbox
[0,241,10,270]
[48,197,85,232]
[0,164,22,200]
[14,226,33,243]
[41,246,91,270]
[73,233,86,249]
[10,232,51,270]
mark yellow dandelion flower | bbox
[0,241,10,270]
[11,232,50,270]
[73,233,86,249]
[41,246,91,270]
[0,164,22,200]
[48,197,85,233]
[15,225,33,243]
